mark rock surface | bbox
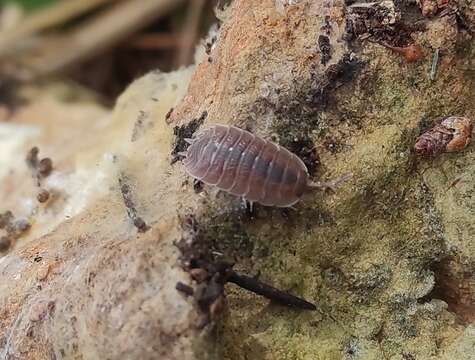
[0,0,474,359]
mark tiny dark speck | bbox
[170,111,207,164]
[193,179,204,193]
[318,35,332,65]
[176,282,194,296]
[133,217,149,233]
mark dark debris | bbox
[193,179,204,193]
[37,189,50,203]
[286,137,320,176]
[318,35,332,65]
[165,107,174,123]
[0,210,31,252]
[268,54,363,178]
[345,1,425,47]
[309,53,364,108]
[175,214,316,327]
[118,174,150,233]
[26,147,54,185]
[131,110,151,142]
[176,281,194,297]
[26,147,39,169]
[38,158,53,178]
[205,35,217,55]
[170,111,207,164]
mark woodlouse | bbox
[181,125,349,207]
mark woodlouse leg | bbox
[240,198,253,211]
[307,173,353,193]
[241,199,254,212]
[248,200,254,213]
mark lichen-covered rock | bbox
[170,0,475,359]
[0,0,474,359]
[0,71,203,360]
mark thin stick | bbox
[176,0,206,67]
[227,270,317,310]
[430,48,440,81]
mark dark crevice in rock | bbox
[419,256,474,324]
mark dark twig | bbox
[176,281,194,297]
[175,218,316,319]
[227,270,317,311]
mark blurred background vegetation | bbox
[3,0,58,12]
[0,0,220,107]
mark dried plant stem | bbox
[176,0,206,67]
[127,33,187,50]
[227,270,317,311]
[10,0,186,79]
[0,0,113,56]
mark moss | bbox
[203,213,254,261]
[215,34,474,359]
[165,1,475,358]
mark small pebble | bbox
[37,189,50,203]
[38,158,53,177]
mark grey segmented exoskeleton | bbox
[180,125,350,207]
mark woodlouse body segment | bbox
[182,125,311,207]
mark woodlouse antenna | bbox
[307,173,353,193]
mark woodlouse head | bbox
[181,129,210,167]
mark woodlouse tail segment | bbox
[307,173,353,193]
